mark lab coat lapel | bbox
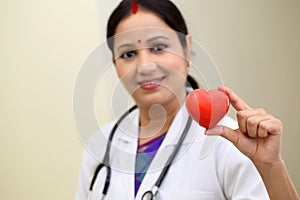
[135,105,195,199]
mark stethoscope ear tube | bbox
[103,166,111,195]
[89,163,111,195]
[89,163,106,191]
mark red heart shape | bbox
[185,89,230,129]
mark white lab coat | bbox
[75,105,269,200]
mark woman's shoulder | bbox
[81,121,116,160]
[86,121,116,146]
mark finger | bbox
[257,119,269,138]
[258,117,283,137]
[218,85,252,111]
[246,114,272,138]
[236,108,266,134]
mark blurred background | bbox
[1,0,299,199]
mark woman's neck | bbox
[137,90,186,145]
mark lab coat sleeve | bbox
[75,147,97,200]
[220,141,270,200]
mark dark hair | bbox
[106,0,199,89]
[106,0,188,50]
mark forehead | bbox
[113,27,179,46]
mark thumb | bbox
[205,125,239,147]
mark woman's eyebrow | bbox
[116,43,135,51]
[146,35,169,43]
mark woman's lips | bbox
[138,77,165,90]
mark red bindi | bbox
[132,0,138,14]
[137,39,141,43]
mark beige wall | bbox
[0,0,299,199]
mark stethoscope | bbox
[89,104,192,200]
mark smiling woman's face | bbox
[113,8,191,109]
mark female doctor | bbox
[75,0,299,199]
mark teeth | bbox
[139,77,164,86]
[143,81,156,85]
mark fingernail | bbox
[205,125,223,136]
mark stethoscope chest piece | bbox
[142,191,154,200]
[142,186,159,200]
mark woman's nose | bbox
[137,63,157,75]
[136,50,157,75]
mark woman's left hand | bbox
[205,85,283,166]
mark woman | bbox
[75,0,299,199]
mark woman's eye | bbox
[152,44,168,52]
[120,51,136,59]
